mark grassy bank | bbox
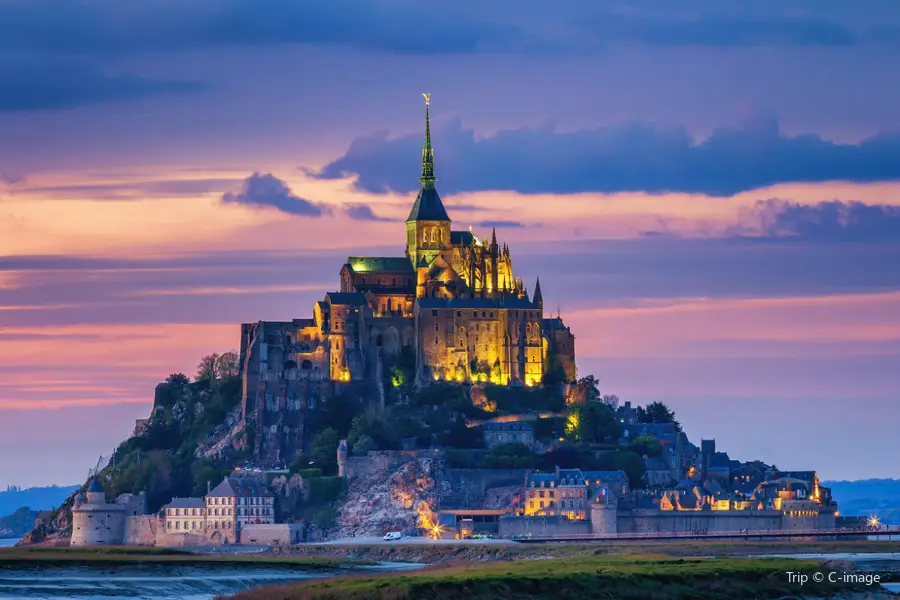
[269,539,900,565]
[0,546,367,569]
[224,554,871,600]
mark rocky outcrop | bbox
[16,493,76,547]
[333,455,439,538]
[196,406,246,459]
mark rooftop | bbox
[346,257,414,273]
[163,497,206,510]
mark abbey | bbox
[239,96,575,462]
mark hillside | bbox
[0,485,78,517]
[824,478,900,524]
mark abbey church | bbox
[239,96,576,462]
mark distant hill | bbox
[823,478,900,525]
[0,485,79,518]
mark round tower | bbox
[337,439,348,478]
[71,479,126,546]
[85,478,106,504]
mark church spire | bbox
[420,93,435,187]
[533,276,543,308]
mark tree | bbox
[600,394,619,410]
[165,373,190,386]
[637,401,682,432]
[318,392,363,437]
[196,354,219,382]
[628,435,662,458]
[310,428,341,475]
[195,351,239,382]
[573,402,620,444]
[216,351,239,379]
[614,451,647,489]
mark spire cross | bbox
[420,93,435,186]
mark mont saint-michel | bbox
[237,95,575,465]
[7,97,898,600]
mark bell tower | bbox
[406,93,451,268]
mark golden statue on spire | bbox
[423,93,430,106]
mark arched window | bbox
[423,229,429,243]
[430,229,436,243]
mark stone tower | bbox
[405,93,451,271]
[337,439,348,478]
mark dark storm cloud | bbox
[222,173,329,216]
[313,115,900,196]
[0,61,203,112]
[0,0,889,63]
[744,199,900,241]
[0,0,522,57]
[344,204,393,222]
[576,14,858,47]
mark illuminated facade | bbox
[239,96,576,461]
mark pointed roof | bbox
[87,478,104,493]
[533,277,543,306]
[407,94,450,222]
[407,186,449,221]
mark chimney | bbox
[207,480,211,495]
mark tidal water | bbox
[0,562,352,600]
[0,541,17,549]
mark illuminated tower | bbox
[405,94,451,270]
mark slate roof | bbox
[325,292,367,306]
[582,470,629,485]
[557,469,587,485]
[87,479,104,493]
[407,185,450,221]
[207,476,273,498]
[526,472,557,486]
[450,230,475,246]
[163,497,206,510]
[483,421,534,432]
[346,257,414,273]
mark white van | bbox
[382,531,402,541]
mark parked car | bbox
[383,531,402,541]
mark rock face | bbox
[196,406,245,459]
[17,494,76,547]
[333,454,439,538]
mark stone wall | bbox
[124,515,158,546]
[240,523,305,545]
[441,469,527,509]
[498,515,590,538]
[618,509,783,534]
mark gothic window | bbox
[435,323,439,331]
[387,298,393,312]
[422,230,428,243]
[430,229,436,243]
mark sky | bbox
[1,0,899,487]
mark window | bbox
[490,312,494,318]
[435,336,439,345]
[432,310,438,316]
[482,311,486,317]
[473,312,477,318]
[457,311,461,317]
[435,323,439,331]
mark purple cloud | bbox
[222,173,329,216]
[312,114,900,196]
